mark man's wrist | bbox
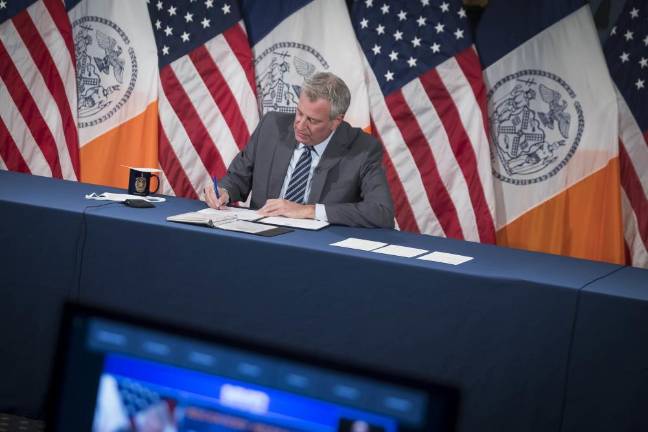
[304,204,316,219]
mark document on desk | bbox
[330,238,387,251]
[197,207,262,221]
[258,216,329,230]
[372,244,428,258]
[418,251,474,265]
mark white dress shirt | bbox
[279,132,333,221]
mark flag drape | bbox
[603,0,648,267]
[477,0,625,263]
[68,0,159,189]
[149,0,258,199]
[0,0,79,180]
[351,0,496,242]
[242,0,371,130]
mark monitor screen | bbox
[47,304,458,432]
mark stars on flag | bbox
[0,0,7,10]
[604,1,648,95]
[149,0,238,63]
[353,0,471,91]
[639,57,648,69]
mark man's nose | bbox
[295,116,307,129]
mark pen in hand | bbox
[212,176,221,200]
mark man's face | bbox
[293,92,343,146]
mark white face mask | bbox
[85,192,166,203]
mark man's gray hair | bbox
[301,72,351,119]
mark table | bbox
[1,170,646,432]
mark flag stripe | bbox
[0,84,52,176]
[159,65,227,178]
[372,118,419,233]
[0,38,62,178]
[41,0,75,62]
[401,77,478,239]
[14,7,79,178]
[189,44,250,149]
[619,143,648,256]
[222,23,257,102]
[205,29,258,134]
[385,89,464,239]
[455,47,490,140]
[0,119,30,173]
[423,63,494,243]
[158,88,212,197]
[158,120,199,199]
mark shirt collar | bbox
[299,129,334,157]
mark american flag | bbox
[351,0,495,242]
[148,0,258,199]
[0,0,79,180]
[604,0,648,267]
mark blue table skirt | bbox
[1,170,646,432]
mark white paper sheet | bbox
[85,192,166,203]
[330,238,387,251]
[121,165,162,173]
[372,245,428,258]
[259,217,329,230]
[417,251,474,265]
[198,207,262,221]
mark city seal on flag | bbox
[72,16,137,129]
[487,70,584,185]
[255,42,329,115]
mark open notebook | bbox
[167,207,329,231]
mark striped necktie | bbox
[284,146,313,204]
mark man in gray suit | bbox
[204,72,394,228]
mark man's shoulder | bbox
[261,110,294,126]
[337,121,380,150]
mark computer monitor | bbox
[47,304,458,431]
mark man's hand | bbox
[204,184,230,209]
[259,199,315,219]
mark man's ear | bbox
[331,114,344,130]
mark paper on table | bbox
[372,244,428,258]
[198,207,261,221]
[85,192,166,203]
[418,251,474,265]
[259,216,329,230]
[330,237,387,251]
[120,165,162,173]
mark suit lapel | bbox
[308,123,351,203]
[267,125,297,199]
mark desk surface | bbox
[1,170,647,432]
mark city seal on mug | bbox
[127,167,160,196]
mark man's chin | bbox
[295,132,309,144]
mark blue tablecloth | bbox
[1,170,646,432]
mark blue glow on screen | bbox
[99,353,398,432]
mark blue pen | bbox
[212,176,221,200]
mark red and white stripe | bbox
[158,21,258,199]
[0,0,78,180]
[366,47,496,243]
[617,92,648,268]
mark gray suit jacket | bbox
[220,112,394,228]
